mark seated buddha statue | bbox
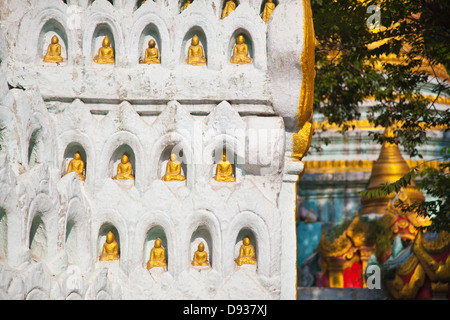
[214,154,236,182]
[113,154,135,180]
[183,0,192,10]
[235,237,256,266]
[221,0,236,19]
[141,39,160,64]
[43,35,64,63]
[147,238,167,270]
[162,153,186,181]
[99,231,119,261]
[186,35,206,66]
[191,242,209,267]
[93,35,115,64]
[230,34,252,65]
[262,0,276,23]
[62,152,86,181]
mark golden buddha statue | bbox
[62,152,86,181]
[93,35,115,64]
[230,34,252,65]
[186,35,206,66]
[214,154,236,182]
[183,0,192,10]
[141,39,160,64]
[43,35,64,63]
[221,0,236,19]
[113,154,135,180]
[191,242,209,267]
[99,231,119,261]
[162,153,186,181]
[262,0,276,23]
[147,238,167,270]
[235,237,256,266]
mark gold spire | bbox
[360,127,413,215]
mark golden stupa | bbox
[360,127,424,215]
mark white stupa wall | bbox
[0,0,308,300]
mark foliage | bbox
[311,0,450,232]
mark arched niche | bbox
[28,129,43,168]
[159,144,187,181]
[138,23,162,64]
[65,219,77,264]
[61,142,87,179]
[181,27,208,66]
[220,0,240,19]
[234,228,258,266]
[208,135,245,181]
[0,208,6,260]
[91,0,114,5]
[190,226,213,267]
[65,198,88,268]
[38,19,68,64]
[259,0,278,20]
[228,28,254,64]
[135,0,149,10]
[29,215,47,260]
[91,23,116,65]
[97,223,120,260]
[109,144,136,180]
[179,0,193,13]
[143,225,168,267]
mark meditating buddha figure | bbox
[230,34,252,65]
[221,0,236,19]
[191,242,209,267]
[235,237,256,266]
[113,154,134,180]
[43,35,64,63]
[62,152,85,181]
[183,0,192,10]
[93,35,115,64]
[186,35,206,66]
[262,0,276,23]
[162,153,186,181]
[99,231,119,261]
[147,238,167,269]
[141,39,160,64]
[214,154,236,182]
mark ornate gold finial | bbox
[93,36,115,64]
[141,39,160,64]
[222,0,236,19]
[186,35,206,66]
[235,237,257,266]
[43,35,64,63]
[99,231,119,261]
[213,153,236,182]
[191,242,210,267]
[113,154,135,180]
[230,34,252,65]
[162,153,186,181]
[62,152,85,181]
[262,0,276,23]
[147,238,167,270]
[381,188,429,242]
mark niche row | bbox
[99,230,256,270]
[61,0,277,20]
[63,151,236,183]
[44,33,253,66]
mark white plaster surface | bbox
[0,0,306,299]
